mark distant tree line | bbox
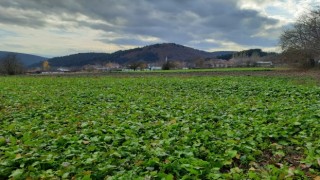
[217,49,276,60]
[216,54,233,60]
[233,49,270,58]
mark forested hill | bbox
[217,49,277,60]
[38,53,111,67]
[30,43,234,67]
[0,51,47,66]
[233,49,277,57]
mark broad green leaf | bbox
[10,169,24,179]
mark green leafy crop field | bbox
[0,76,320,179]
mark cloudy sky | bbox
[0,0,318,57]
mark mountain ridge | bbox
[30,43,235,67]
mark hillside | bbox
[0,51,47,67]
[233,49,277,58]
[40,53,111,67]
[31,43,234,67]
[217,49,277,60]
[114,43,231,64]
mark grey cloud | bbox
[0,7,47,27]
[3,43,26,49]
[100,38,156,46]
[0,29,18,37]
[188,41,221,50]
[0,0,281,50]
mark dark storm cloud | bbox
[0,0,281,50]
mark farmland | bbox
[1,74,320,179]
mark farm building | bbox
[256,61,273,67]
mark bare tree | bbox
[194,58,206,68]
[162,60,179,70]
[128,61,147,71]
[0,53,24,75]
[280,8,320,67]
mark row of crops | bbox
[0,76,320,179]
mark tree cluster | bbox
[128,61,147,71]
[162,60,179,70]
[280,8,320,67]
[230,49,274,67]
[0,54,24,75]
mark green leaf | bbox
[293,122,301,126]
[82,175,92,180]
[0,136,6,146]
[226,150,238,158]
[164,174,174,180]
[10,169,24,179]
[62,172,70,179]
